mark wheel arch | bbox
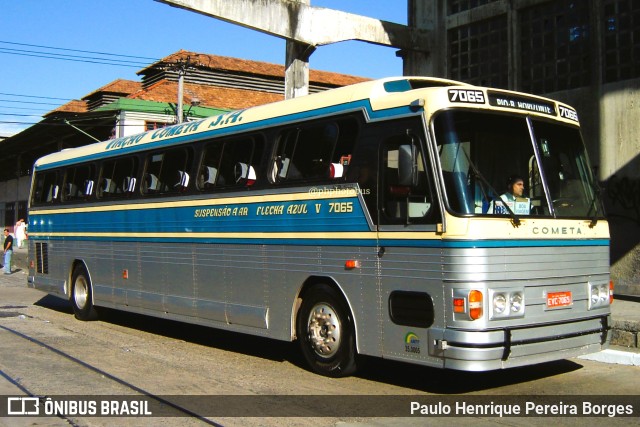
[292,275,359,351]
[67,258,92,301]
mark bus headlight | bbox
[588,281,612,310]
[590,285,600,306]
[599,285,608,304]
[493,293,507,314]
[489,288,525,319]
[511,293,524,313]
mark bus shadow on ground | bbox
[35,294,73,315]
[354,355,583,393]
[34,295,584,394]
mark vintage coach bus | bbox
[27,77,612,376]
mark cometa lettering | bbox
[532,226,583,235]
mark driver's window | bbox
[380,135,437,225]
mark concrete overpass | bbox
[155,0,434,98]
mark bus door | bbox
[376,128,445,363]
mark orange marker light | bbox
[345,260,360,269]
[453,297,465,313]
[610,280,614,304]
[122,269,129,279]
[468,290,483,320]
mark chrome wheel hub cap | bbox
[307,303,341,358]
[74,277,88,309]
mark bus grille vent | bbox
[35,242,49,274]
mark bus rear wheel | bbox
[296,284,357,377]
[71,265,98,321]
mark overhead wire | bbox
[0,47,150,68]
[0,40,164,130]
[0,40,206,133]
[0,40,161,62]
[0,91,73,101]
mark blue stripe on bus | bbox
[380,238,610,248]
[35,101,417,171]
[28,198,371,234]
[30,234,609,248]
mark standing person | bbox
[15,219,26,249]
[3,229,13,274]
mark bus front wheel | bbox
[297,284,357,377]
[70,265,98,321]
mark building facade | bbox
[410,0,640,293]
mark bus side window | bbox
[198,140,224,190]
[32,171,60,205]
[142,148,192,195]
[271,118,357,184]
[99,157,138,199]
[380,134,436,224]
[272,130,298,182]
[330,118,358,180]
[271,125,334,182]
[198,136,262,191]
[143,153,165,194]
[63,165,94,202]
[225,138,262,188]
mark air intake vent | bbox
[35,242,49,274]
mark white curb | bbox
[578,349,640,366]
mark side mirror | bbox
[398,144,418,187]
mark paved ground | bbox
[1,246,639,426]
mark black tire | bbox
[70,265,98,321]
[296,284,357,377]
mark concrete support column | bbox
[285,40,315,99]
[404,0,443,76]
[284,0,311,99]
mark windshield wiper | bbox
[586,180,602,228]
[462,150,521,227]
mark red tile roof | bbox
[141,49,369,87]
[46,50,369,116]
[45,99,88,115]
[129,80,283,110]
[82,79,142,100]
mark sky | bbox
[0,0,407,137]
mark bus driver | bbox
[497,175,530,215]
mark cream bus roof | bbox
[33,76,572,169]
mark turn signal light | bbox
[610,280,614,304]
[469,290,483,320]
[453,297,465,313]
[345,260,360,269]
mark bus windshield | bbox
[434,110,603,219]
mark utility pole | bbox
[174,56,194,123]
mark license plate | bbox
[547,291,572,308]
